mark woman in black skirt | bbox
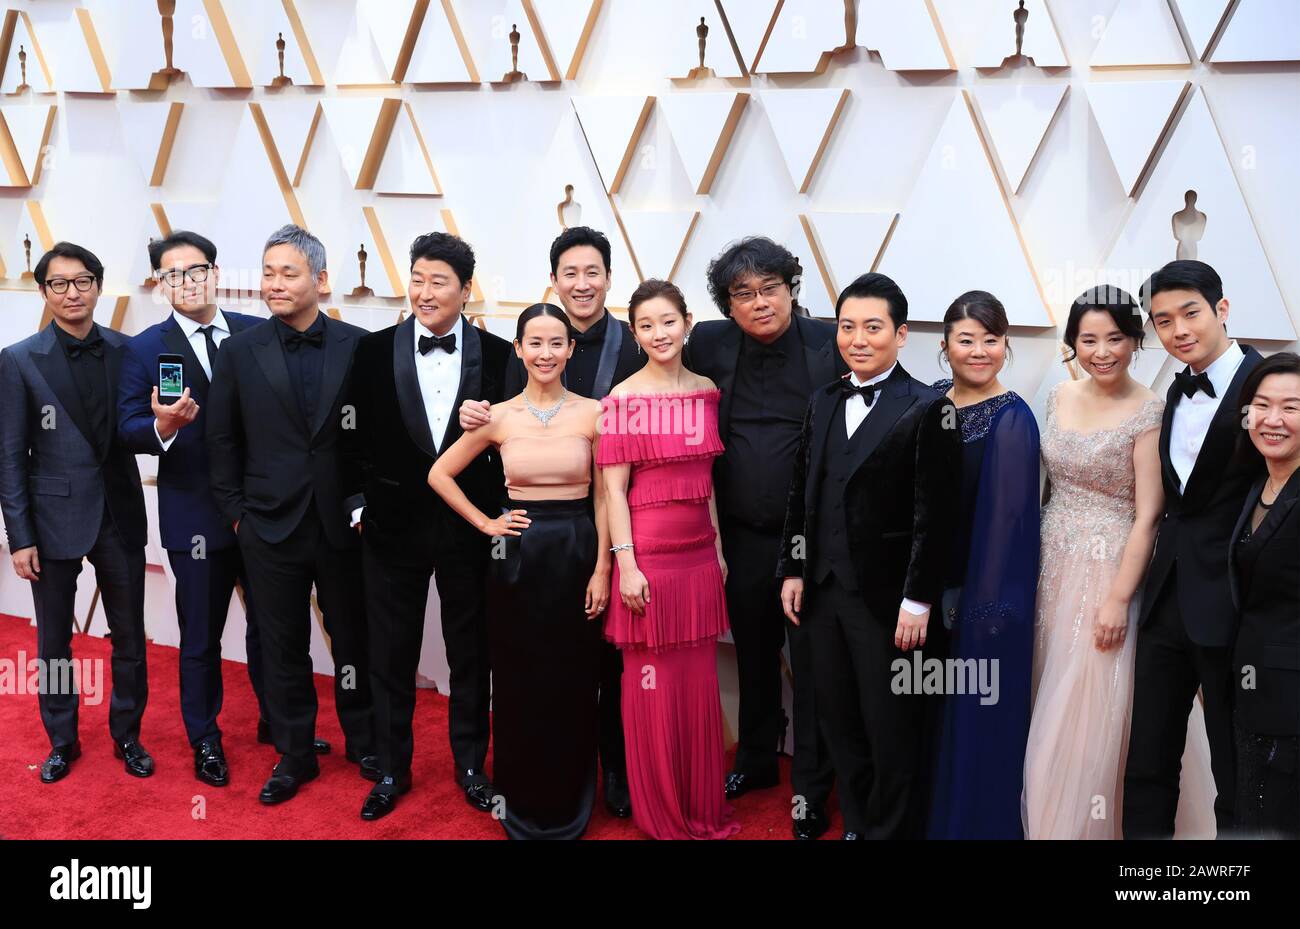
[430,304,610,838]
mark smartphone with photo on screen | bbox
[158,354,185,406]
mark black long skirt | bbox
[488,497,601,840]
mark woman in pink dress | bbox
[599,279,740,840]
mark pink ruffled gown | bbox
[598,389,741,840]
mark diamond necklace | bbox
[524,389,567,427]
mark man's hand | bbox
[12,546,40,581]
[895,606,929,651]
[152,386,199,442]
[781,577,804,626]
[459,399,492,432]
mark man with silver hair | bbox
[207,224,377,805]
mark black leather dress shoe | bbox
[194,740,229,787]
[724,769,779,800]
[793,806,830,841]
[113,740,155,778]
[345,749,382,782]
[256,719,331,755]
[40,742,81,784]
[842,831,862,840]
[258,761,320,805]
[464,781,497,813]
[603,770,632,818]
[360,773,413,821]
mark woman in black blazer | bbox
[1229,351,1300,839]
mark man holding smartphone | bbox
[118,231,314,787]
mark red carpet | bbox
[0,614,834,840]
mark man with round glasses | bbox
[117,231,296,789]
[0,242,151,784]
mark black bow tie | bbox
[839,379,878,404]
[1175,369,1216,400]
[419,333,457,356]
[65,335,105,359]
[284,329,324,353]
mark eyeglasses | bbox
[729,282,786,306]
[45,276,98,295]
[159,264,214,287]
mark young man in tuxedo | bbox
[342,233,512,821]
[685,236,847,840]
[119,230,328,787]
[206,225,376,805]
[1124,260,1264,838]
[778,272,960,839]
[458,226,643,817]
[0,243,151,783]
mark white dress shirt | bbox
[844,364,895,437]
[416,314,465,455]
[155,310,230,451]
[1169,340,1245,490]
[352,315,465,528]
[843,364,929,619]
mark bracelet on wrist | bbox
[610,543,634,554]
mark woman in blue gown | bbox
[928,291,1040,839]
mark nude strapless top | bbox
[500,433,592,501]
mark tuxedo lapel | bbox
[715,323,743,437]
[806,385,839,511]
[799,315,841,386]
[159,314,211,396]
[30,324,98,454]
[103,334,126,450]
[393,315,437,458]
[1250,471,1300,552]
[846,367,914,478]
[442,318,481,451]
[312,320,355,439]
[251,324,307,436]
[1160,379,1181,497]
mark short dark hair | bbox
[35,242,105,290]
[628,279,689,327]
[549,226,612,276]
[148,230,217,271]
[835,272,908,328]
[515,303,576,343]
[705,236,804,318]
[1063,286,1146,363]
[410,232,475,285]
[1140,259,1224,315]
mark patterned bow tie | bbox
[839,379,878,404]
[1174,369,1216,400]
[284,329,324,353]
[419,332,457,356]
[65,335,105,359]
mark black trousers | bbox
[362,523,490,784]
[168,545,268,747]
[238,509,373,773]
[1124,570,1237,838]
[807,574,925,838]
[721,520,833,806]
[31,512,147,749]
[598,639,627,779]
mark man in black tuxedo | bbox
[778,272,960,839]
[1124,260,1264,838]
[684,236,846,840]
[459,226,643,817]
[342,233,512,821]
[0,243,151,783]
[206,224,375,805]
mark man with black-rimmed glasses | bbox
[0,242,151,784]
